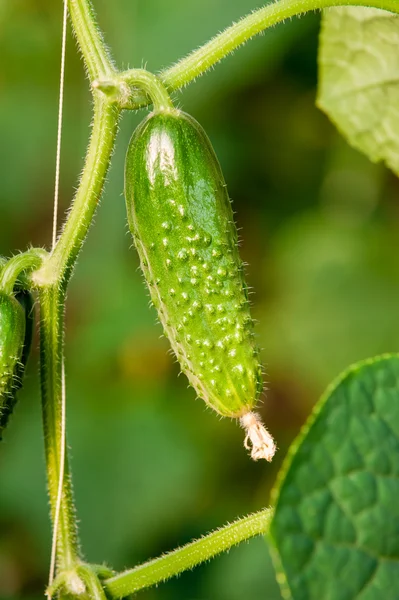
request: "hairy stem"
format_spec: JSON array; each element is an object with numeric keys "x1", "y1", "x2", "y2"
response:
[
  {"x1": 120, "y1": 69, "x2": 174, "y2": 111},
  {"x1": 119, "y1": 0, "x2": 399, "y2": 110},
  {"x1": 39, "y1": 284, "x2": 80, "y2": 570},
  {"x1": 68, "y1": 0, "x2": 116, "y2": 80},
  {"x1": 34, "y1": 98, "x2": 120, "y2": 287},
  {"x1": 160, "y1": 0, "x2": 399, "y2": 91},
  {"x1": 104, "y1": 509, "x2": 273, "y2": 599},
  {"x1": 31, "y1": 1, "x2": 120, "y2": 583},
  {"x1": 93, "y1": 69, "x2": 174, "y2": 111},
  {"x1": 0, "y1": 249, "x2": 47, "y2": 295}
]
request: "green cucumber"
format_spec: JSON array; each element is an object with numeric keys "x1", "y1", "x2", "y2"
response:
[
  {"x1": 0, "y1": 292, "x2": 26, "y2": 438},
  {"x1": 0, "y1": 256, "x2": 34, "y2": 438},
  {"x1": 125, "y1": 108, "x2": 275, "y2": 460}
]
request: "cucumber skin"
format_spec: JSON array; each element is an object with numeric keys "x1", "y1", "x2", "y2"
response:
[
  {"x1": 0, "y1": 257, "x2": 34, "y2": 439},
  {"x1": 125, "y1": 109, "x2": 263, "y2": 418},
  {"x1": 0, "y1": 255, "x2": 35, "y2": 388},
  {"x1": 0, "y1": 293, "x2": 26, "y2": 437}
]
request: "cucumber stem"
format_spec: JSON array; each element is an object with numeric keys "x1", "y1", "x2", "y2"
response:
[
  {"x1": 240, "y1": 411, "x2": 276, "y2": 461},
  {"x1": 120, "y1": 69, "x2": 174, "y2": 111},
  {"x1": 0, "y1": 249, "x2": 48, "y2": 295}
]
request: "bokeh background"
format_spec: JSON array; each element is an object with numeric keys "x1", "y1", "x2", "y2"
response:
[{"x1": 1, "y1": 1, "x2": 398, "y2": 598}]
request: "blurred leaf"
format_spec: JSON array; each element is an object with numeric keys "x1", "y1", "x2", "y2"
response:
[
  {"x1": 318, "y1": 7, "x2": 399, "y2": 175},
  {"x1": 260, "y1": 212, "x2": 399, "y2": 390},
  {"x1": 270, "y1": 354, "x2": 399, "y2": 599}
]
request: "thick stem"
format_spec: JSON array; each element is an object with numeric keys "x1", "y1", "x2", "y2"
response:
[
  {"x1": 68, "y1": 0, "x2": 116, "y2": 81},
  {"x1": 39, "y1": 284, "x2": 80, "y2": 570},
  {"x1": 33, "y1": 98, "x2": 120, "y2": 287},
  {"x1": 104, "y1": 509, "x2": 273, "y2": 599}
]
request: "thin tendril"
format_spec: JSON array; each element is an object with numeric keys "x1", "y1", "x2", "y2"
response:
[
  {"x1": 47, "y1": 359, "x2": 67, "y2": 595},
  {"x1": 52, "y1": 0, "x2": 68, "y2": 251}
]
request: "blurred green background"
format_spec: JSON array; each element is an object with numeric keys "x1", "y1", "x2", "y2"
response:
[{"x1": 1, "y1": 1, "x2": 398, "y2": 598}]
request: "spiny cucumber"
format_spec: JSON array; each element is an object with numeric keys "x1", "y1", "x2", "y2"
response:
[
  {"x1": 125, "y1": 108, "x2": 275, "y2": 460},
  {"x1": 0, "y1": 292, "x2": 26, "y2": 438},
  {"x1": 0, "y1": 256, "x2": 34, "y2": 439}
]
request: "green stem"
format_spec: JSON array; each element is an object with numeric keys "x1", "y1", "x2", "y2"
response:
[
  {"x1": 121, "y1": 0, "x2": 399, "y2": 109},
  {"x1": 104, "y1": 509, "x2": 273, "y2": 599},
  {"x1": 77, "y1": 565, "x2": 108, "y2": 600},
  {"x1": 68, "y1": 0, "x2": 116, "y2": 81},
  {"x1": 33, "y1": 98, "x2": 120, "y2": 287},
  {"x1": 120, "y1": 69, "x2": 174, "y2": 111},
  {"x1": 0, "y1": 249, "x2": 47, "y2": 295},
  {"x1": 67, "y1": 0, "x2": 399, "y2": 114},
  {"x1": 31, "y1": 1, "x2": 120, "y2": 584},
  {"x1": 160, "y1": 0, "x2": 399, "y2": 91},
  {"x1": 31, "y1": 1, "x2": 121, "y2": 287},
  {"x1": 93, "y1": 69, "x2": 174, "y2": 111},
  {"x1": 39, "y1": 284, "x2": 80, "y2": 570}
]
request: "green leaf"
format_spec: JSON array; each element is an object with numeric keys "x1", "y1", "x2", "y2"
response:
[
  {"x1": 270, "y1": 354, "x2": 399, "y2": 600},
  {"x1": 317, "y1": 7, "x2": 399, "y2": 176}
]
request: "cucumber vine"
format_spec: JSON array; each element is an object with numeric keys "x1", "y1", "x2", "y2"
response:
[{"x1": 1, "y1": 0, "x2": 399, "y2": 598}]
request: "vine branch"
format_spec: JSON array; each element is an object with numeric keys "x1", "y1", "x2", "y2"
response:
[
  {"x1": 104, "y1": 509, "x2": 273, "y2": 599},
  {"x1": 159, "y1": 0, "x2": 399, "y2": 93},
  {"x1": 33, "y1": 98, "x2": 120, "y2": 286},
  {"x1": 0, "y1": 249, "x2": 47, "y2": 295},
  {"x1": 65, "y1": 1, "x2": 399, "y2": 113},
  {"x1": 121, "y1": 0, "x2": 399, "y2": 108},
  {"x1": 68, "y1": 0, "x2": 116, "y2": 81},
  {"x1": 39, "y1": 284, "x2": 80, "y2": 572},
  {"x1": 31, "y1": 0, "x2": 121, "y2": 587}
]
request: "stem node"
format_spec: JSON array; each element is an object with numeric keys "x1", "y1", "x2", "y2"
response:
[{"x1": 120, "y1": 69, "x2": 174, "y2": 111}]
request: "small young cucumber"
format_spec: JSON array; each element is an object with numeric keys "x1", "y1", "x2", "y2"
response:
[
  {"x1": 0, "y1": 292, "x2": 26, "y2": 438},
  {"x1": 125, "y1": 108, "x2": 275, "y2": 460},
  {"x1": 0, "y1": 254, "x2": 34, "y2": 389}
]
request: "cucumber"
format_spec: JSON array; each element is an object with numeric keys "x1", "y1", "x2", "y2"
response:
[
  {"x1": 125, "y1": 108, "x2": 275, "y2": 460},
  {"x1": 0, "y1": 256, "x2": 34, "y2": 439},
  {"x1": 0, "y1": 292, "x2": 26, "y2": 438}
]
